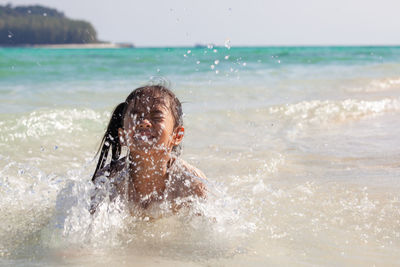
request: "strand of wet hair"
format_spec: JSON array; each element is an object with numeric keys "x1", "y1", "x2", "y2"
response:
[{"x1": 92, "y1": 102, "x2": 125, "y2": 181}]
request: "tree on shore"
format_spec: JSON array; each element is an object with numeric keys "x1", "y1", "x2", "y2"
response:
[{"x1": 0, "y1": 4, "x2": 98, "y2": 45}]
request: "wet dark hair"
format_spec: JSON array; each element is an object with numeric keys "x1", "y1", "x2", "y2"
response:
[{"x1": 92, "y1": 85, "x2": 183, "y2": 181}]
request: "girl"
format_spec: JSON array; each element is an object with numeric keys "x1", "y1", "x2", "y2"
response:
[{"x1": 90, "y1": 85, "x2": 207, "y2": 217}]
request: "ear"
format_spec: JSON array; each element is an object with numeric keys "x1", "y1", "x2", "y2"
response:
[
  {"x1": 172, "y1": 126, "x2": 184, "y2": 146},
  {"x1": 118, "y1": 128, "x2": 125, "y2": 145}
]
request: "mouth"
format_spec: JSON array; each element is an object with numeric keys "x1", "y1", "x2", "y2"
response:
[{"x1": 134, "y1": 130, "x2": 156, "y2": 142}]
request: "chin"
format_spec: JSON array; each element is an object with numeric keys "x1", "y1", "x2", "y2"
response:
[{"x1": 130, "y1": 144, "x2": 169, "y2": 156}]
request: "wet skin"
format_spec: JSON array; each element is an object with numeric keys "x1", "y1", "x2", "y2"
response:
[
  {"x1": 119, "y1": 95, "x2": 183, "y2": 157},
  {"x1": 91, "y1": 93, "x2": 206, "y2": 215},
  {"x1": 117, "y1": 94, "x2": 185, "y2": 205}
]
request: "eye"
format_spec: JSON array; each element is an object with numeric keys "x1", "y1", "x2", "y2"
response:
[
  {"x1": 151, "y1": 111, "x2": 165, "y2": 122},
  {"x1": 152, "y1": 114, "x2": 164, "y2": 122}
]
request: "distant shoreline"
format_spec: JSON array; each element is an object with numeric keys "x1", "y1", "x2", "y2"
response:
[
  {"x1": 1, "y1": 44, "x2": 399, "y2": 49},
  {"x1": 33, "y1": 43, "x2": 134, "y2": 49},
  {"x1": 0, "y1": 43, "x2": 134, "y2": 49}
]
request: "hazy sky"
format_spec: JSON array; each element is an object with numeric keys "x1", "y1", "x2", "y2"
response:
[{"x1": 2, "y1": 0, "x2": 400, "y2": 46}]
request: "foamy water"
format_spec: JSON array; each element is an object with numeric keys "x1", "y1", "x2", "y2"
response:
[{"x1": 1, "y1": 47, "x2": 400, "y2": 266}]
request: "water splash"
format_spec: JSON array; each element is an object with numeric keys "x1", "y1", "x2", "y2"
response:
[{"x1": 224, "y1": 39, "x2": 231, "y2": 50}]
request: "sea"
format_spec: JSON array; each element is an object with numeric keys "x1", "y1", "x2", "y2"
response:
[{"x1": 0, "y1": 46, "x2": 400, "y2": 266}]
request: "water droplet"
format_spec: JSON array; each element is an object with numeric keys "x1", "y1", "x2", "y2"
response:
[
  {"x1": 156, "y1": 68, "x2": 160, "y2": 72},
  {"x1": 7, "y1": 34, "x2": 12, "y2": 38},
  {"x1": 224, "y1": 39, "x2": 231, "y2": 49},
  {"x1": 213, "y1": 49, "x2": 218, "y2": 53},
  {"x1": 207, "y1": 44, "x2": 213, "y2": 49},
  {"x1": 27, "y1": 10, "x2": 31, "y2": 14},
  {"x1": 210, "y1": 65, "x2": 215, "y2": 70},
  {"x1": 187, "y1": 50, "x2": 191, "y2": 54},
  {"x1": 214, "y1": 60, "x2": 219, "y2": 65},
  {"x1": 215, "y1": 70, "x2": 219, "y2": 74},
  {"x1": 196, "y1": 60, "x2": 200, "y2": 64},
  {"x1": 183, "y1": 54, "x2": 187, "y2": 58},
  {"x1": 242, "y1": 62, "x2": 247, "y2": 66},
  {"x1": 43, "y1": 13, "x2": 47, "y2": 16},
  {"x1": 224, "y1": 55, "x2": 230, "y2": 60},
  {"x1": 277, "y1": 60, "x2": 281, "y2": 64}
]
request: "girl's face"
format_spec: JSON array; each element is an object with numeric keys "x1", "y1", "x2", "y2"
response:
[{"x1": 119, "y1": 94, "x2": 183, "y2": 156}]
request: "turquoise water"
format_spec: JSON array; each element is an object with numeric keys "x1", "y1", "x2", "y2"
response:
[
  {"x1": 2, "y1": 46, "x2": 400, "y2": 112},
  {"x1": 1, "y1": 46, "x2": 400, "y2": 266}
]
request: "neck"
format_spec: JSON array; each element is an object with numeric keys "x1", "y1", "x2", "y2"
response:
[{"x1": 126, "y1": 150, "x2": 171, "y2": 203}]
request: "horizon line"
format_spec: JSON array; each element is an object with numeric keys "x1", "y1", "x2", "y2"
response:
[
  {"x1": 2, "y1": 43, "x2": 400, "y2": 49},
  {"x1": 132, "y1": 44, "x2": 400, "y2": 48}
]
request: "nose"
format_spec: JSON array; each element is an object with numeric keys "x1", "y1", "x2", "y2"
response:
[{"x1": 137, "y1": 118, "x2": 151, "y2": 129}]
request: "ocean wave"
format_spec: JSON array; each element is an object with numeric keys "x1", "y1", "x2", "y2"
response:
[
  {"x1": 269, "y1": 98, "x2": 400, "y2": 126},
  {"x1": 0, "y1": 108, "x2": 109, "y2": 142},
  {"x1": 368, "y1": 78, "x2": 400, "y2": 90},
  {"x1": 348, "y1": 77, "x2": 400, "y2": 92}
]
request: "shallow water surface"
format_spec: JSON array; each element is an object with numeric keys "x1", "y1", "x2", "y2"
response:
[{"x1": 0, "y1": 46, "x2": 400, "y2": 266}]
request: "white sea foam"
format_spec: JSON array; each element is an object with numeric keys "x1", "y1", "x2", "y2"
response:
[
  {"x1": 368, "y1": 77, "x2": 400, "y2": 90},
  {"x1": 347, "y1": 77, "x2": 400, "y2": 92},
  {"x1": 0, "y1": 157, "x2": 61, "y2": 256},
  {"x1": 0, "y1": 108, "x2": 108, "y2": 142},
  {"x1": 269, "y1": 98, "x2": 400, "y2": 126}
]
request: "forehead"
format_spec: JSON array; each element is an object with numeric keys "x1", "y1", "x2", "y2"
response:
[{"x1": 126, "y1": 93, "x2": 171, "y2": 113}]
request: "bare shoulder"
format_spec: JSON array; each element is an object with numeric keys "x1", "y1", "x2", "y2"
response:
[
  {"x1": 179, "y1": 159, "x2": 207, "y2": 180},
  {"x1": 171, "y1": 158, "x2": 207, "y2": 198}
]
